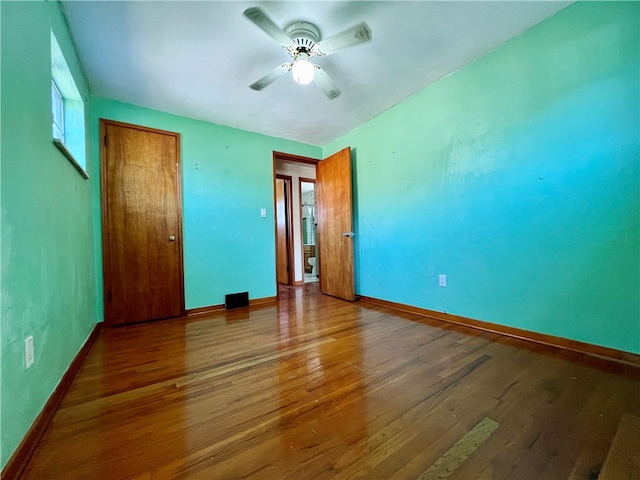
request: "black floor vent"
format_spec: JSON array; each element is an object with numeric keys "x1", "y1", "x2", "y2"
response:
[{"x1": 225, "y1": 292, "x2": 249, "y2": 310}]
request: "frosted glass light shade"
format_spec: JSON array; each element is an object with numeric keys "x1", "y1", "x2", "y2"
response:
[{"x1": 291, "y1": 53, "x2": 315, "y2": 85}]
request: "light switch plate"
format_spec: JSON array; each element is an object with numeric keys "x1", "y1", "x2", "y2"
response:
[
  {"x1": 439, "y1": 274, "x2": 447, "y2": 287},
  {"x1": 25, "y1": 336, "x2": 34, "y2": 369},
  {"x1": 260, "y1": 208, "x2": 267, "y2": 218}
]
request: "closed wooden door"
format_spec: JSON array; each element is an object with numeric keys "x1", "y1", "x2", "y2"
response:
[
  {"x1": 275, "y1": 177, "x2": 290, "y2": 285},
  {"x1": 101, "y1": 120, "x2": 184, "y2": 325},
  {"x1": 316, "y1": 147, "x2": 355, "y2": 301}
]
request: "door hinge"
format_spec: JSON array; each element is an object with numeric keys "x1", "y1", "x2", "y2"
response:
[
  {"x1": 107, "y1": 291, "x2": 112, "y2": 302},
  {"x1": 104, "y1": 135, "x2": 107, "y2": 147}
]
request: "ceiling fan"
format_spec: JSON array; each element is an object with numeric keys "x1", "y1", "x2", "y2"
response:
[{"x1": 243, "y1": 7, "x2": 372, "y2": 99}]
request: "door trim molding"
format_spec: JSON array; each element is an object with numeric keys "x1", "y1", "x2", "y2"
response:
[
  {"x1": 100, "y1": 119, "x2": 186, "y2": 326},
  {"x1": 273, "y1": 151, "x2": 319, "y2": 165}
]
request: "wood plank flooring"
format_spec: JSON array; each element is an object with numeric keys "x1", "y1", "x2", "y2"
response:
[{"x1": 20, "y1": 284, "x2": 640, "y2": 479}]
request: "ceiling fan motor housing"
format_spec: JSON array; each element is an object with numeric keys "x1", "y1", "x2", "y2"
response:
[{"x1": 285, "y1": 22, "x2": 321, "y2": 51}]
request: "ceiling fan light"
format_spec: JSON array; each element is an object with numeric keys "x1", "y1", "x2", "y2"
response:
[{"x1": 291, "y1": 54, "x2": 315, "y2": 85}]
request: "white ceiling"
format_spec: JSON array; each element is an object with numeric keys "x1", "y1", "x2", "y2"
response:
[{"x1": 61, "y1": 1, "x2": 571, "y2": 147}]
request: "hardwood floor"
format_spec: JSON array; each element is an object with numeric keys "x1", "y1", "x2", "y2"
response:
[{"x1": 21, "y1": 284, "x2": 639, "y2": 479}]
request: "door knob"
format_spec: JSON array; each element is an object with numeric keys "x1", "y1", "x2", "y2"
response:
[
  {"x1": 169, "y1": 235, "x2": 176, "y2": 242},
  {"x1": 343, "y1": 232, "x2": 355, "y2": 238}
]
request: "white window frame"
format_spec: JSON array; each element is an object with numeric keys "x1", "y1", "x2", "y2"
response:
[{"x1": 51, "y1": 30, "x2": 88, "y2": 179}]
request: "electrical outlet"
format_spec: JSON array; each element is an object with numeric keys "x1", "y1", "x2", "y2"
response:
[
  {"x1": 25, "y1": 336, "x2": 34, "y2": 369},
  {"x1": 439, "y1": 274, "x2": 447, "y2": 287}
]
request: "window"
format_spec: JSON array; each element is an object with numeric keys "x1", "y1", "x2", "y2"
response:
[
  {"x1": 51, "y1": 80, "x2": 64, "y2": 141},
  {"x1": 51, "y1": 30, "x2": 88, "y2": 178}
]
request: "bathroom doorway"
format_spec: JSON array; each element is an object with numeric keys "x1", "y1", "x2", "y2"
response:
[{"x1": 300, "y1": 179, "x2": 318, "y2": 284}]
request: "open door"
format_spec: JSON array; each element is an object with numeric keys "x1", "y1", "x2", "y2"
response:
[{"x1": 316, "y1": 147, "x2": 355, "y2": 301}]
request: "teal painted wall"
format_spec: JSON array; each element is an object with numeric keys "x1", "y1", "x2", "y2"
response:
[
  {"x1": 2, "y1": 0, "x2": 638, "y2": 472},
  {"x1": 90, "y1": 98, "x2": 321, "y2": 313},
  {"x1": 1, "y1": 1, "x2": 97, "y2": 469},
  {"x1": 325, "y1": 2, "x2": 639, "y2": 354}
]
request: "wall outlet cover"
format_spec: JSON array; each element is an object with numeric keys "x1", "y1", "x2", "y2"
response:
[{"x1": 439, "y1": 274, "x2": 447, "y2": 287}]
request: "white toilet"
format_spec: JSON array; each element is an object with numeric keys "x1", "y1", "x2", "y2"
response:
[{"x1": 308, "y1": 257, "x2": 317, "y2": 277}]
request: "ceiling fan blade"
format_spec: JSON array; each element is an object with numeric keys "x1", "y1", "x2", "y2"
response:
[
  {"x1": 250, "y1": 63, "x2": 291, "y2": 91},
  {"x1": 315, "y1": 22, "x2": 371, "y2": 56},
  {"x1": 313, "y1": 67, "x2": 341, "y2": 99},
  {"x1": 243, "y1": 7, "x2": 293, "y2": 48}
]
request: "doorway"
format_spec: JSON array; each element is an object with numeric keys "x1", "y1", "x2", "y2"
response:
[
  {"x1": 274, "y1": 153, "x2": 317, "y2": 287},
  {"x1": 300, "y1": 179, "x2": 318, "y2": 284},
  {"x1": 273, "y1": 148, "x2": 355, "y2": 301}
]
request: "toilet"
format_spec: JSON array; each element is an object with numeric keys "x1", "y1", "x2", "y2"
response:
[{"x1": 308, "y1": 257, "x2": 317, "y2": 277}]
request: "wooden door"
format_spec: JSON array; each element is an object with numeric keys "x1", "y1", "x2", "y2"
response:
[
  {"x1": 275, "y1": 177, "x2": 290, "y2": 285},
  {"x1": 101, "y1": 120, "x2": 184, "y2": 325},
  {"x1": 316, "y1": 147, "x2": 355, "y2": 301}
]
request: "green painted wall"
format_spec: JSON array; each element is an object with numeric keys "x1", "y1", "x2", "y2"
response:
[
  {"x1": 1, "y1": 1, "x2": 97, "y2": 469},
  {"x1": 2, "y1": 0, "x2": 638, "y2": 472},
  {"x1": 325, "y1": 1, "x2": 639, "y2": 354},
  {"x1": 90, "y1": 98, "x2": 321, "y2": 314}
]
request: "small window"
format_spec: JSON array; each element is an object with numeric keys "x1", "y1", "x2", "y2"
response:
[
  {"x1": 51, "y1": 30, "x2": 88, "y2": 179},
  {"x1": 51, "y1": 80, "x2": 64, "y2": 142}
]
